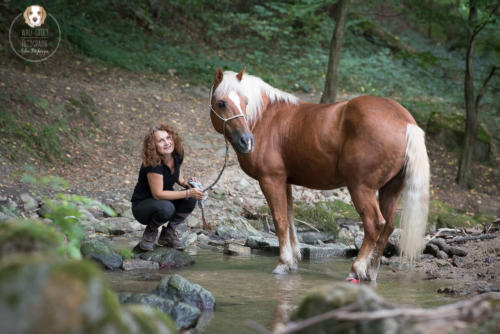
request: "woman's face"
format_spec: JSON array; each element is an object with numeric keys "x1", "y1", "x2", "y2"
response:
[{"x1": 154, "y1": 130, "x2": 174, "y2": 156}]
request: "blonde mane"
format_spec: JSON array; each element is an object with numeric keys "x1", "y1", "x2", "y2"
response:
[{"x1": 214, "y1": 71, "x2": 299, "y2": 125}]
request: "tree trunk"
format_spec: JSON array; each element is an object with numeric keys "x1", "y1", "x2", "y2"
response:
[
  {"x1": 457, "y1": 4, "x2": 478, "y2": 188},
  {"x1": 321, "y1": 0, "x2": 350, "y2": 104}
]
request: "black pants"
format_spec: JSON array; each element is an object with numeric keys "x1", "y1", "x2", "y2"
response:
[{"x1": 132, "y1": 198, "x2": 196, "y2": 226}]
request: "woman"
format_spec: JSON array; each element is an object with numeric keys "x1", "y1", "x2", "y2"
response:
[{"x1": 131, "y1": 124, "x2": 205, "y2": 251}]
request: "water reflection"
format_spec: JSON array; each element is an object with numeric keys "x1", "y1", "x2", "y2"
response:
[{"x1": 271, "y1": 274, "x2": 302, "y2": 331}]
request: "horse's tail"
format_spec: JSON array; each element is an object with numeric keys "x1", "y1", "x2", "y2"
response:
[{"x1": 399, "y1": 123, "x2": 430, "y2": 265}]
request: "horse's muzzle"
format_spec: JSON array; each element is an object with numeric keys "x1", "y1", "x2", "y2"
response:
[{"x1": 232, "y1": 131, "x2": 254, "y2": 154}]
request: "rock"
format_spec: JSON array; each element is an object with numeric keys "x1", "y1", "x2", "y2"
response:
[
  {"x1": 291, "y1": 283, "x2": 401, "y2": 334},
  {"x1": 181, "y1": 232, "x2": 198, "y2": 247},
  {"x1": 119, "y1": 292, "x2": 200, "y2": 330},
  {"x1": 353, "y1": 229, "x2": 400, "y2": 256},
  {"x1": 246, "y1": 233, "x2": 280, "y2": 255},
  {"x1": 215, "y1": 216, "x2": 260, "y2": 240},
  {"x1": 385, "y1": 229, "x2": 401, "y2": 256},
  {"x1": 139, "y1": 247, "x2": 194, "y2": 269},
  {"x1": 108, "y1": 199, "x2": 131, "y2": 217},
  {"x1": 122, "y1": 304, "x2": 177, "y2": 334},
  {"x1": 20, "y1": 193, "x2": 38, "y2": 211},
  {"x1": 452, "y1": 255, "x2": 465, "y2": 268},
  {"x1": 80, "y1": 239, "x2": 123, "y2": 270},
  {"x1": 0, "y1": 257, "x2": 176, "y2": 334},
  {"x1": 354, "y1": 233, "x2": 364, "y2": 250},
  {"x1": 122, "y1": 259, "x2": 160, "y2": 271},
  {"x1": 0, "y1": 219, "x2": 61, "y2": 258},
  {"x1": 437, "y1": 286, "x2": 461, "y2": 295},
  {"x1": 299, "y1": 231, "x2": 335, "y2": 245},
  {"x1": 153, "y1": 274, "x2": 215, "y2": 311},
  {"x1": 302, "y1": 243, "x2": 348, "y2": 259},
  {"x1": 235, "y1": 178, "x2": 251, "y2": 191},
  {"x1": 103, "y1": 217, "x2": 143, "y2": 234},
  {"x1": 224, "y1": 242, "x2": 251, "y2": 256}
]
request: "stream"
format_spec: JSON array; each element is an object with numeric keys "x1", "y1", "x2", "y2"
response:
[{"x1": 106, "y1": 250, "x2": 458, "y2": 334}]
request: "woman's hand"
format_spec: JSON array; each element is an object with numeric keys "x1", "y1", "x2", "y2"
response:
[{"x1": 188, "y1": 187, "x2": 205, "y2": 200}]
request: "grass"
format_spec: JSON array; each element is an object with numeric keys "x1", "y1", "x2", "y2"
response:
[{"x1": 258, "y1": 199, "x2": 359, "y2": 237}]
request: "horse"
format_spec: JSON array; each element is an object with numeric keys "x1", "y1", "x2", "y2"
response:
[{"x1": 209, "y1": 67, "x2": 430, "y2": 282}]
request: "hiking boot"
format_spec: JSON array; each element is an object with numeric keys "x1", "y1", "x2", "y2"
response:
[
  {"x1": 139, "y1": 218, "x2": 163, "y2": 251},
  {"x1": 139, "y1": 225, "x2": 158, "y2": 251},
  {"x1": 158, "y1": 224, "x2": 185, "y2": 250}
]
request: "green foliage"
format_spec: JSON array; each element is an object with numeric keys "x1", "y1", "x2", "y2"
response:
[
  {"x1": 115, "y1": 247, "x2": 135, "y2": 260},
  {"x1": 0, "y1": 219, "x2": 62, "y2": 258},
  {"x1": 2, "y1": 1, "x2": 498, "y2": 139},
  {"x1": 21, "y1": 169, "x2": 116, "y2": 259}
]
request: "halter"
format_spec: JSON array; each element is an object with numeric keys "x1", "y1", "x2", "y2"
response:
[
  {"x1": 208, "y1": 84, "x2": 248, "y2": 124},
  {"x1": 202, "y1": 85, "x2": 249, "y2": 192}
]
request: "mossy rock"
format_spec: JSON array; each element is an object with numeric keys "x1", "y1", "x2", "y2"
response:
[
  {"x1": 80, "y1": 239, "x2": 123, "y2": 270},
  {"x1": 0, "y1": 256, "x2": 176, "y2": 333},
  {"x1": 291, "y1": 283, "x2": 400, "y2": 334},
  {"x1": 0, "y1": 219, "x2": 62, "y2": 258},
  {"x1": 428, "y1": 200, "x2": 482, "y2": 229},
  {"x1": 153, "y1": 274, "x2": 215, "y2": 311},
  {"x1": 426, "y1": 112, "x2": 491, "y2": 161},
  {"x1": 120, "y1": 293, "x2": 200, "y2": 330}
]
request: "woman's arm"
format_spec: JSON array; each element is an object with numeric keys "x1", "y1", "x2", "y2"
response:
[
  {"x1": 177, "y1": 170, "x2": 190, "y2": 188},
  {"x1": 148, "y1": 172, "x2": 205, "y2": 200},
  {"x1": 147, "y1": 173, "x2": 189, "y2": 200}
]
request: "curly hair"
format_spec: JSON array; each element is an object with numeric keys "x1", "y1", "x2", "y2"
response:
[{"x1": 142, "y1": 123, "x2": 184, "y2": 167}]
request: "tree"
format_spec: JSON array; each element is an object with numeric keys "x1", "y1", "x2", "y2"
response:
[
  {"x1": 321, "y1": 0, "x2": 350, "y2": 104},
  {"x1": 457, "y1": 0, "x2": 499, "y2": 188}
]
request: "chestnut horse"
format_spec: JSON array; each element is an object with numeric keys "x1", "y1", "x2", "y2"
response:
[{"x1": 209, "y1": 67, "x2": 430, "y2": 282}]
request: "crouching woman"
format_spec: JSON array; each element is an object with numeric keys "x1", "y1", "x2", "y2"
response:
[{"x1": 131, "y1": 124, "x2": 205, "y2": 251}]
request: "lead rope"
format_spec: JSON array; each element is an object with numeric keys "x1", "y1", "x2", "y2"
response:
[{"x1": 194, "y1": 85, "x2": 246, "y2": 230}]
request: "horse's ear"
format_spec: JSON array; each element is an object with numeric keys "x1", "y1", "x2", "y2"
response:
[
  {"x1": 236, "y1": 66, "x2": 246, "y2": 81},
  {"x1": 214, "y1": 67, "x2": 224, "y2": 88}
]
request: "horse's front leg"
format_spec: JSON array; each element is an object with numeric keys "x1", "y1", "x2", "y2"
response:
[
  {"x1": 287, "y1": 184, "x2": 302, "y2": 270},
  {"x1": 259, "y1": 177, "x2": 294, "y2": 274}
]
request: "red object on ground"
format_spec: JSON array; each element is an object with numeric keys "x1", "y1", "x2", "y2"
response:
[{"x1": 346, "y1": 277, "x2": 360, "y2": 284}]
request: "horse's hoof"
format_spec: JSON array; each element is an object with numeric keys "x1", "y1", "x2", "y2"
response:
[
  {"x1": 346, "y1": 277, "x2": 361, "y2": 284},
  {"x1": 272, "y1": 264, "x2": 290, "y2": 275},
  {"x1": 290, "y1": 262, "x2": 298, "y2": 272}
]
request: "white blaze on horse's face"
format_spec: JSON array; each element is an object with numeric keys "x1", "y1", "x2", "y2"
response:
[
  {"x1": 227, "y1": 91, "x2": 253, "y2": 153},
  {"x1": 228, "y1": 91, "x2": 243, "y2": 114}
]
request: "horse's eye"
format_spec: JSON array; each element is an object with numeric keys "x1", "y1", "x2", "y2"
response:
[{"x1": 217, "y1": 101, "x2": 226, "y2": 109}]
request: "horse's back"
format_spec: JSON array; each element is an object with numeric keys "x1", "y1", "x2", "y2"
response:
[{"x1": 337, "y1": 95, "x2": 415, "y2": 189}]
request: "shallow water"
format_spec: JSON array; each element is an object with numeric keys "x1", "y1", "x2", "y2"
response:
[{"x1": 106, "y1": 250, "x2": 458, "y2": 334}]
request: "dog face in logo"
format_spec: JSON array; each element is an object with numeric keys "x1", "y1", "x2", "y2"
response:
[{"x1": 24, "y1": 5, "x2": 47, "y2": 28}]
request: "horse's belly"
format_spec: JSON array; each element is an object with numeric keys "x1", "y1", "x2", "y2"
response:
[{"x1": 287, "y1": 171, "x2": 344, "y2": 190}]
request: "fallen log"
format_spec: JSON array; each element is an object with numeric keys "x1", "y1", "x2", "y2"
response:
[{"x1": 448, "y1": 234, "x2": 497, "y2": 245}]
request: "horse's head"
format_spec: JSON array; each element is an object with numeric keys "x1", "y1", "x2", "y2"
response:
[{"x1": 209, "y1": 67, "x2": 254, "y2": 154}]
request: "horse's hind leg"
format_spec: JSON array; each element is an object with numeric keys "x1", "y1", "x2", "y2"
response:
[
  {"x1": 259, "y1": 177, "x2": 294, "y2": 274},
  {"x1": 287, "y1": 184, "x2": 302, "y2": 270},
  {"x1": 370, "y1": 172, "x2": 405, "y2": 279},
  {"x1": 348, "y1": 186, "x2": 386, "y2": 281}
]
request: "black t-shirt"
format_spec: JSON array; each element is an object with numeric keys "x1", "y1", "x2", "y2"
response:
[{"x1": 131, "y1": 154, "x2": 182, "y2": 203}]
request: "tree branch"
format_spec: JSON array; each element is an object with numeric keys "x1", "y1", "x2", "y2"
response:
[
  {"x1": 475, "y1": 65, "x2": 498, "y2": 110},
  {"x1": 266, "y1": 292, "x2": 499, "y2": 334}
]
